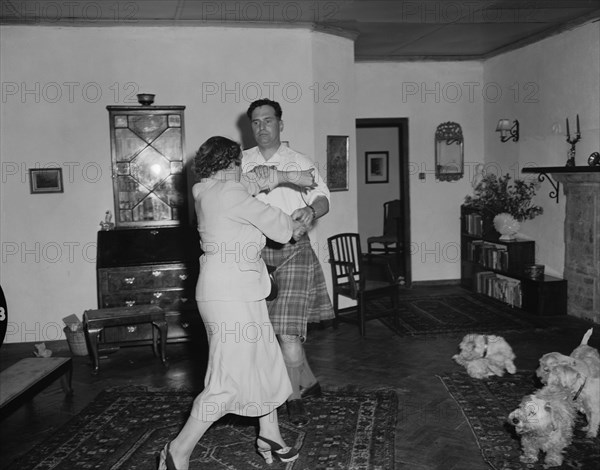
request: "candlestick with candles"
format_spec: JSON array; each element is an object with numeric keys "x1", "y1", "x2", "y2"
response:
[{"x1": 565, "y1": 114, "x2": 581, "y2": 167}]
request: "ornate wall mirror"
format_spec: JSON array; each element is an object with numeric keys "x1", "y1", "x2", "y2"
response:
[{"x1": 435, "y1": 122, "x2": 464, "y2": 181}]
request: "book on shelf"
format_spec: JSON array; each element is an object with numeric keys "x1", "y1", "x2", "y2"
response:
[
  {"x1": 475, "y1": 271, "x2": 522, "y2": 308},
  {"x1": 463, "y1": 212, "x2": 483, "y2": 236},
  {"x1": 467, "y1": 241, "x2": 510, "y2": 271}
]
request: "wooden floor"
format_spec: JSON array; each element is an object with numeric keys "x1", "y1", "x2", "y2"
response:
[{"x1": 1, "y1": 285, "x2": 598, "y2": 470}]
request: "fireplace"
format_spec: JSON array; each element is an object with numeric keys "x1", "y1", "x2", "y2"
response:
[{"x1": 529, "y1": 167, "x2": 600, "y2": 324}]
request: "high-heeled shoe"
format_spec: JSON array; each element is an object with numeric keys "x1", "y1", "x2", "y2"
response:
[
  {"x1": 256, "y1": 436, "x2": 299, "y2": 464},
  {"x1": 158, "y1": 442, "x2": 178, "y2": 470}
]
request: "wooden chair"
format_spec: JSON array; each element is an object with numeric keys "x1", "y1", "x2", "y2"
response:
[
  {"x1": 327, "y1": 233, "x2": 399, "y2": 336},
  {"x1": 367, "y1": 199, "x2": 403, "y2": 256}
]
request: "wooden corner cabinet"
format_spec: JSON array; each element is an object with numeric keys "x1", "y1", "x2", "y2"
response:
[
  {"x1": 96, "y1": 103, "x2": 204, "y2": 350},
  {"x1": 460, "y1": 206, "x2": 567, "y2": 316}
]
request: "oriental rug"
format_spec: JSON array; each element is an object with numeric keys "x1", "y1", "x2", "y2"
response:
[
  {"x1": 439, "y1": 370, "x2": 600, "y2": 470},
  {"x1": 378, "y1": 292, "x2": 542, "y2": 337},
  {"x1": 6, "y1": 385, "x2": 397, "y2": 470}
]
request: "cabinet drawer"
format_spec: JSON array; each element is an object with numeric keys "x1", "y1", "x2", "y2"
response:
[
  {"x1": 166, "y1": 310, "x2": 201, "y2": 340},
  {"x1": 99, "y1": 265, "x2": 193, "y2": 293},
  {"x1": 99, "y1": 289, "x2": 195, "y2": 309},
  {"x1": 102, "y1": 322, "x2": 154, "y2": 343}
]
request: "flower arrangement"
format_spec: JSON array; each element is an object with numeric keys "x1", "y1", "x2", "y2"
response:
[{"x1": 463, "y1": 173, "x2": 543, "y2": 222}]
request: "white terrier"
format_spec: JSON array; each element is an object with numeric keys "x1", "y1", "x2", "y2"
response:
[
  {"x1": 537, "y1": 328, "x2": 600, "y2": 438},
  {"x1": 537, "y1": 328, "x2": 599, "y2": 384},
  {"x1": 508, "y1": 384, "x2": 577, "y2": 468},
  {"x1": 453, "y1": 333, "x2": 517, "y2": 379}
]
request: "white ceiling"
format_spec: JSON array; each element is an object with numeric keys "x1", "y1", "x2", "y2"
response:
[{"x1": 2, "y1": 0, "x2": 599, "y2": 60}]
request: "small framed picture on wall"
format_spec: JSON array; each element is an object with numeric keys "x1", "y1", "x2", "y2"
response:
[
  {"x1": 29, "y1": 168, "x2": 64, "y2": 194},
  {"x1": 365, "y1": 151, "x2": 389, "y2": 184}
]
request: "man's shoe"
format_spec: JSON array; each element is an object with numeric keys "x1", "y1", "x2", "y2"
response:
[
  {"x1": 300, "y1": 382, "x2": 322, "y2": 399},
  {"x1": 287, "y1": 399, "x2": 309, "y2": 427}
]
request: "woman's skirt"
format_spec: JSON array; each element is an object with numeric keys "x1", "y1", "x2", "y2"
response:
[{"x1": 191, "y1": 299, "x2": 292, "y2": 422}]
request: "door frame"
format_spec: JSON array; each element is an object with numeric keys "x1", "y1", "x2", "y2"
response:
[{"x1": 356, "y1": 118, "x2": 411, "y2": 287}]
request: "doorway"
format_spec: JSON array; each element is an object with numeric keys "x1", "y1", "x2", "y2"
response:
[{"x1": 356, "y1": 118, "x2": 411, "y2": 287}]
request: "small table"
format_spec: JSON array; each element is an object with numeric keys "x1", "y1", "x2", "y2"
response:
[
  {"x1": 83, "y1": 305, "x2": 168, "y2": 374},
  {"x1": 0, "y1": 357, "x2": 73, "y2": 418}
]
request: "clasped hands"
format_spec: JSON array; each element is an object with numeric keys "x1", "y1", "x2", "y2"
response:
[{"x1": 291, "y1": 206, "x2": 315, "y2": 241}]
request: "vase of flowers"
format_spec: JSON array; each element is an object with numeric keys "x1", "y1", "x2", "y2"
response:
[{"x1": 463, "y1": 173, "x2": 543, "y2": 239}]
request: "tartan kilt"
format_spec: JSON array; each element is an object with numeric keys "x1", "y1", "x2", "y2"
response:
[{"x1": 262, "y1": 235, "x2": 334, "y2": 337}]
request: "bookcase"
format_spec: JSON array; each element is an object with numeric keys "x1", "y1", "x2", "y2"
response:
[{"x1": 460, "y1": 206, "x2": 567, "y2": 315}]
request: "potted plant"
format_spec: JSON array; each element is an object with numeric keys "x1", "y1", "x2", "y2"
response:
[{"x1": 463, "y1": 173, "x2": 543, "y2": 240}]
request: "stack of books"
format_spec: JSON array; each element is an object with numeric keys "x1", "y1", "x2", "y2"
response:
[
  {"x1": 467, "y1": 241, "x2": 509, "y2": 271},
  {"x1": 475, "y1": 271, "x2": 522, "y2": 307},
  {"x1": 463, "y1": 212, "x2": 483, "y2": 236}
]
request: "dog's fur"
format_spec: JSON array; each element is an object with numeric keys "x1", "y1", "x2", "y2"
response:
[
  {"x1": 508, "y1": 384, "x2": 577, "y2": 468},
  {"x1": 536, "y1": 328, "x2": 600, "y2": 438},
  {"x1": 547, "y1": 363, "x2": 600, "y2": 438},
  {"x1": 453, "y1": 333, "x2": 516, "y2": 379},
  {"x1": 537, "y1": 328, "x2": 600, "y2": 384}
]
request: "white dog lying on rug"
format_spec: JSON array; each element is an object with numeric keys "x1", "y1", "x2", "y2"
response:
[
  {"x1": 508, "y1": 383, "x2": 577, "y2": 468},
  {"x1": 537, "y1": 328, "x2": 600, "y2": 438},
  {"x1": 453, "y1": 333, "x2": 517, "y2": 379}
]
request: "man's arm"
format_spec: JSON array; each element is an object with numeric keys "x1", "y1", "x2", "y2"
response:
[
  {"x1": 241, "y1": 167, "x2": 315, "y2": 195},
  {"x1": 291, "y1": 195, "x2": 329, "y2": 226}
]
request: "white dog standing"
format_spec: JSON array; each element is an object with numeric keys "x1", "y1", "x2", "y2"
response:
[
  {"x1": 539, "y1": 328, "x2": 600, "y2": 438},
  {"x1": 453, "y1": 333, "x2": 517, "y2": 379},
  {"x1": 508, "y1": 384, "x2": 577, "y2": 468}
]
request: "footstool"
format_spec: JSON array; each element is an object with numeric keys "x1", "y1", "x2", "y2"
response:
[
  {"x1": 83, "y1": 305, "x2": 168, "y2": 374},
  {"x1": 0, "y1": 357, "x2": 73, "y2": 418}
]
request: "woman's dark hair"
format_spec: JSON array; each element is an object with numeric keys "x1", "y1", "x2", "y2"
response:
[
  {"x1": 193, "y1": 136, "x2": 241, "y2": 180},
  {"x1": 246, "y1": 98, "x2": 283, "y2": 120}
]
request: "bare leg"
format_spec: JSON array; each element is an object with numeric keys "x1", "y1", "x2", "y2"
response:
[
  {"x1": 279, "y1": 334, "x2": 303, "y2": 399},
  {"x1": 167, "y1": 415, "x2": 212, "y2": 470},
  {"x1": 257, "y1": 409, "x2": 299, "y2": 464},
  {"x1": 258, "y1": 410, "x2": 287, "y2": 446},
  {"x1": 299, "y1": 347, "x2": 317, "y2": 388}
]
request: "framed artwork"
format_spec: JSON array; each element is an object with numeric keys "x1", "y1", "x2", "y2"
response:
[
  {"x1": 29, "y1": 168, "x2": 64, "y2": 194},
  {"x1": 365, "y1": 151, "x2": 389, "y2": 184},
  {"x1": 326, "y1": 135, "x2": 349, "y2": 192}
]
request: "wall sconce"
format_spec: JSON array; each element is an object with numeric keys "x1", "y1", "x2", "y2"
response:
[{"x1": 496, "y1": 119, "x2": 519, "y2": 142}]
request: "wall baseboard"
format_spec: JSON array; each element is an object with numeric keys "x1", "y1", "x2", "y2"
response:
[{"x1": 411, "y1": 279, "x2": 461, "y2": 287}]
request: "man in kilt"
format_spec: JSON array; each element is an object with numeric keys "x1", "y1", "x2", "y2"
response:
[{"x1": 242, "y1": 99, "x2": 334, "y2": 425}]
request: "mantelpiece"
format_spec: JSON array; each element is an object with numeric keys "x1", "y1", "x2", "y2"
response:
[
  {"x1": 522, "y1": 166, "x2": 600, "y2": 203},
  {"x1": 521, "y1": 167, "x2": 600, "y2": 323}
]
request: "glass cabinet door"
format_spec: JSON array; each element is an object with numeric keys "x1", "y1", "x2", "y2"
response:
[{"x1": 107, "y1": 106, "x2": 186, "y2": 227}]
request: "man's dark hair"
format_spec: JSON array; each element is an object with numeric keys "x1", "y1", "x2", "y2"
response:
[
  {"x1": 193, "y1": 136, "x2": 241, "y2": 180},
  {"x1": 246, "y1": 99, "x2": 283, "y2": 120}
]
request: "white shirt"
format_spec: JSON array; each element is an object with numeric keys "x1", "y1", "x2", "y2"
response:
[{"x1": 242, "y1": 144, "x2": 330, "y2": 216}]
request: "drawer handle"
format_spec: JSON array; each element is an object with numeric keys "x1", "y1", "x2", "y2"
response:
[
  {"x1": 181, "y1": 322, "x2": 190, "y2": 329},
  {"x1": 150, "y1": 230, "x2": 159, "y2": 236},
  {"x1": 127, "y1": 326, "x2": 137, "y2": 333},
  {"x1": 125, "y1": 300, "x2": 136, "y2": 307},
  {"x1": 124, "y1": 277, "x2": 135, "y2": 284},
  {"x1": 179, "y1": 274, "x2": 188, "y2": 281},
  {"x1": 153, "y1": 292, "x2": 163, "y2": 298},
  {"x1": 152, "y1": 271, "x2": 162, "y2": 277}
]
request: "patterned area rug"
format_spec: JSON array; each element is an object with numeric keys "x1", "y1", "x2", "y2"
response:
[
  {"x1": 6, "y1": 386, "x2": 397, "y2": 470},
  {"x1": 378, "y1": 293, "x2": 541, "y2": 337},
  {"x1": 439, "y1": 370, "x2": 600, "y2": 470}
]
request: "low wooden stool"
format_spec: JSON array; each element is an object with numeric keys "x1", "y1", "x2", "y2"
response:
[
  {"x1": 83, "y1": 305, "x2": 168, "y2": 374},
  {"x1": 0, "y1": 357, "x2": 73, "y2": 418}
]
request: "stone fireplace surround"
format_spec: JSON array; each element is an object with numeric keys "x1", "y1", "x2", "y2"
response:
[{"x1": 524, "y1": 167, "x2": 600, "y2": 324}]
